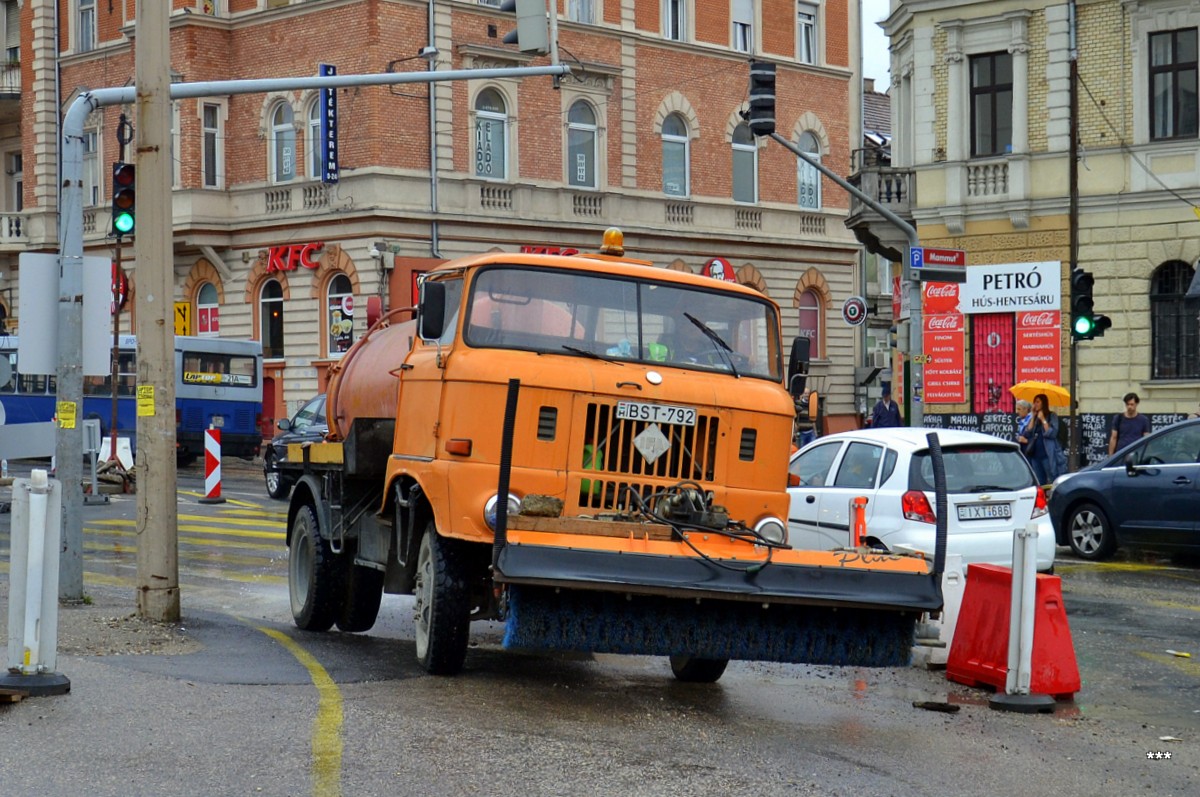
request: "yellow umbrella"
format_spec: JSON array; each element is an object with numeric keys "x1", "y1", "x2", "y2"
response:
[{"x1": 1009, "y1": 380, "x2": 1070, "y2": 408}]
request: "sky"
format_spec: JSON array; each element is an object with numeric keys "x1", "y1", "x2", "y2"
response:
[{"x1": 862, "y1": 0, "x2": 891, "y2": 89}]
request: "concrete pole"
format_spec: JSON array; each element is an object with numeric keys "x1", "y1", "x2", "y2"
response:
[{"x1": 134, "y1": 1, "x2": 179, "y2": 622}]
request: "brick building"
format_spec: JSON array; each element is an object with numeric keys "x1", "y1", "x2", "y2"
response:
[
  {"x1": 861, "y1": 0, "x2": 1200, "y2": 439},
  {"x1": 1, "y1": 0, "x2": 867, "y2": 433}
]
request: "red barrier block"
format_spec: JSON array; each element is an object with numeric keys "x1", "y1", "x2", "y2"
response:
[{"x1": 946, "y1": 563, "x2": 1080, "y2": 699}]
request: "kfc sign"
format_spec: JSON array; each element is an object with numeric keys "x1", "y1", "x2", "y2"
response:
[
  {"x1": 266, "y1": 242, "x2": 324, "y2": 273},
  {"x1": 704, "y1": 257, "x2": 737, "y2": 282},
  {"x1": 521, "y1": 245, "x2": 580, "y2": 257}
]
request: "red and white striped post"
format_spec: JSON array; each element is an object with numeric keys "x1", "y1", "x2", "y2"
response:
[{"x1": 199, "y1": 427, "x2": 226, "y2": 504}]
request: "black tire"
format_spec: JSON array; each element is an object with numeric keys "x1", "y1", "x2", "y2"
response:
[
  {"x1": 413, "y1": 524, "x2": 471, "y2": 675},
  {"x1": 1066, "y1": 501, "x2": 1117, "y2": 561},
  {"x1": 265, "y1": 466, "x2": 293, "y2": 500},
  {"x1": 289, "y1": 503, "x2": 342, "y2": 631},
  {"x1": 669, "y1": 655, "x2": 729, "y2": 683},
  {"x1": 337, "y1": 562, "x2": 384, "y2": 633}
]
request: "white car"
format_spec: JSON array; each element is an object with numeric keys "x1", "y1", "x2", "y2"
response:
[{"x1": 787, "y1": 428, "x2": 1055, "y2": 572}]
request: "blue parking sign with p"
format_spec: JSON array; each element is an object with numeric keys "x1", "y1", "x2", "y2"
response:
[{"x1": 909, "y1": 247, "x2": 924, "y2": 270}]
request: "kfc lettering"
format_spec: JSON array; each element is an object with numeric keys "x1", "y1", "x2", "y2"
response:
[
  {"x1": 267, "y1": 242, "x2": 324, "y2": 272},
  {"x1": 521, "y1": 245, "x2": 581, "y2": 257}
]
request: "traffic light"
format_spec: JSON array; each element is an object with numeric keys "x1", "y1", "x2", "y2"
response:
[
  {"x1": 111, "y1": 162, "x2": 135, "y2": 237},
  {"x1": 747, "y1": 60, "x2": 776, "y2": 137},
  {"x1": 500, "y1": 0, "x2": 549, "y2": 55},
  {"x1": 1070, "y1": 267, "x2": 1095, "y2": 340}
]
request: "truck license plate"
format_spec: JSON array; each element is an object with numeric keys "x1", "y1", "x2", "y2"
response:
[
  {"x1": 615, "y1": 401, "x2": 697, "y2": 427},
  {"x1": 957, "y1": 503, "x2": 1011, "y2": 521},
  {"x1": 210, "y1": 415, "x2": 225, "y2": 428}
]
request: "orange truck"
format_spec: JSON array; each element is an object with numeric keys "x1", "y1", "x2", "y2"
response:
[{"x1": 284, "y1": 230, "x2": 943, "y2": 681}]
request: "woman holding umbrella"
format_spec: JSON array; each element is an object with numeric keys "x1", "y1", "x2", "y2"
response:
[{"x1": 1022, "y1": 393, "x2": 1063, "y2": 485}]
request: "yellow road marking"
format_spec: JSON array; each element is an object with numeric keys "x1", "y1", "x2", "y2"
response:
[
  {"x1": 86, "y1": 523, "x2": 283, "y2": 542},
  {"x1": 253, "y1": 625, "x2": 344, "y2": 797},
  {"x1": 178, "y1": 491, "x2": 269, "y2": 510},
  {"x1": 90, "y1": 514, "x2": 285, "y2": 530},
  {"x1": 1136, "y1": 650, "x2": 1200, "y2": 677},
  {"x1": 82, "y1": 541, "x2": 279, "y2": 567},
  {"x1": 1148, "y1": 599, "x2": 1200, "y2": 614}
]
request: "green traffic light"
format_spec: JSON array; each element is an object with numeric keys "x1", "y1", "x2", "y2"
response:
[
  {"x1": 1073, "y1": 314, "x2": 1094, "y2": 335},
  {"x1": 113, "y1": 212, "x2": 134, "y2": 234}
]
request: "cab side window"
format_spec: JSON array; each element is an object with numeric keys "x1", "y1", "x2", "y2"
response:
[{"x1": 789, "y1": 442, "x2": 842, "y2": 487}]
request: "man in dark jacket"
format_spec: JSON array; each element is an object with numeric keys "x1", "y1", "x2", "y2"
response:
[{"x1": 870, "y1": 386, "x2": 902, "y2": 428}]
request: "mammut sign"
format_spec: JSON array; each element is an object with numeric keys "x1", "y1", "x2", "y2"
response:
[{"x1": 266, "y1": 242, "x2": 324, "y2": 273}]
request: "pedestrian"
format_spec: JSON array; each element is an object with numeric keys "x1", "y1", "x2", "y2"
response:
[
  {"x1": 1108, "y1": 392, "x2": 1151, "y2": 456},
  {"x1": 1024, "y1": 393, "x2": 1062, "y2": 485},
  {"x1": 870, "y1": 386, "x2": 902, "y2": 428},
  {"x1": 1014, "y1": 399, "x2": 1033, "y2": 445}
]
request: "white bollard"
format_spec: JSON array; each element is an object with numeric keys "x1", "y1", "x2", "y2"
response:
[
  {"x1": 989, "y1": 521, "x2": 1053, "y2": 712},
  {"x1": 2, "y1": 468, "x2": 70, "y2": 696}
]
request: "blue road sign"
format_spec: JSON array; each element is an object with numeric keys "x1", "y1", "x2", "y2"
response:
[{"x1": 910, "y1": 247, "x2": 924, "y2": 270}]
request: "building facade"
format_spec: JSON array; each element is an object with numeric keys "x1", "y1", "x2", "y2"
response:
[
  {"x1": 864, "y1": 0, "x2": 1199, "y2": 440},
  {"x1": 1, "y1": 0, "x2": 869, "y2": 436}
]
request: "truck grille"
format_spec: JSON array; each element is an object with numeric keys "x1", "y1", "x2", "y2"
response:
[{"x1": 576, "y1": 402, "x2": 719, "y2": 511}]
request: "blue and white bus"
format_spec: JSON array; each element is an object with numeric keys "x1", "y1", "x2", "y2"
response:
[{"x1": 0, "y1": 335, "x2": 263, "y2": 465}]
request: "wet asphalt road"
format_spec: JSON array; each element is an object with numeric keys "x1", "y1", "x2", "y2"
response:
[{"x1": 0, "y1": 462, "x2": 1197, "y2": 796}]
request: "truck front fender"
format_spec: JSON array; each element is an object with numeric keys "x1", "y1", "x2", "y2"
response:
[{"x1": 287, "y1": 474, "x2": 333, "y2": 547}]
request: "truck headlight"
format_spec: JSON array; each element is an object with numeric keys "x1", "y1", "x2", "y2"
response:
[
  {"x1": 754, "y1": 517, "x2": 788, "y2": 546},
  {"x1": 484, "y1": 493, "x2": 522, "y2": 530}
]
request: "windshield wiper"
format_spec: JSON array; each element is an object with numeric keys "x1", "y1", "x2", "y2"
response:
[
  {"x1": 684, "y1": 312, "x2": 739, "y2": 377},
  {"x1": 561, "y1": 344, "x2": 624, "y2": 365}
]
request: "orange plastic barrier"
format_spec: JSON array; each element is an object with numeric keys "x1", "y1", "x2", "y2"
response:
[
  {"x1": 946, "y1": 563, "x2": 1080, "y2": 699},
  {"x1": 851, "y1": 496, "x2": 868, "y2": 547}
]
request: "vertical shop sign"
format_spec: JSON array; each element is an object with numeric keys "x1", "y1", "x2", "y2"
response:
[
  {"x1": 319, "y1": 63, "x2": 339, "y2": 184},
  {"x1": 923, "y1": 313, "x2": 966, "y2": 403},
  {"x1": 1015, "y1": 310, "x2": 1062, "y2": 383},
  {"x1": 329, "y1": 295, "x2": 354, "y2": 354}
]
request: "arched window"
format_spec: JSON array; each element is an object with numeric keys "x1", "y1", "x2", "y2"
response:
[
  {"x1": 567, "y1": 100, "x2": 598, "y2": 189},
  {"x1": 197, "y1": 282, "x2": 220, "y2": 338},
  {"x1": 1150, "y1": 261, "x2": 1200, "y2": 379},
  {"x1": 662, "y1": 113, "x2": 689, "y2": 197},
  {"x1": 307, "y1": 100, "x2": 321, "y2": 179},
  {"x1": 474, "y1": 88, "x2": 508, "y2": 180},
  {"x1": 270, "y1": 103, "x2": 296, "y2": 184},
  {"x1": 260, "y1": 279, "x2": 285, "y2": 359},
  {"x1": 732, "y1": 122, "x2": 757, "y2": 203},
  {"x1": 798, "y1": 131, "x2": 821, "y2": 209},
  {"x1": 326, "y1": 274, "x2": 354, "y2": 356},
  {"x1": 797, "y1": 289, "x2": 822, "y2": 357}
]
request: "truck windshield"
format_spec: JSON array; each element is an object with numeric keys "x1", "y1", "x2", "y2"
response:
[{"x1": 464, "y1": 265, "x2": 782, "y2": 381}]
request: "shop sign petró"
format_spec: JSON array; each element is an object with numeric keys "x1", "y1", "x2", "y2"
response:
[
  {"x1": 266, "y1": 241, "x2": 324, "y2": 273},
  {"x1": 960, "y1": 261, "x2": 1061, "y2": 314}
]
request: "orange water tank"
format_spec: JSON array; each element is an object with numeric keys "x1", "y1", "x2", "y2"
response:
[{"x1": 325, "y1": 313, "x2": 416, "y2": 441}]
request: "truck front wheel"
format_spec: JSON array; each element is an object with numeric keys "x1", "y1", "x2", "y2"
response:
[
  {"x1": 669, "y1": 655, "x2": 729, "y2": 683},
  {"x1": 413, "y1": 524, "x2": 470, "y2": 675},
  {"x1": 289, "y1": 503, "x2": 341, "y2": 632}
]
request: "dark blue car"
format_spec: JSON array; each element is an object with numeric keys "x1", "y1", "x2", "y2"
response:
[
  {"x1": 1049, "y1": 417, "x2": 1200, "y2": 560},
  {"x1": 264, "y1": 394, "x2": 327, "y2": 500}
]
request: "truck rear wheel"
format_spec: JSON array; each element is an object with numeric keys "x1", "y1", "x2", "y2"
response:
[
  {"x1": 413, "y1": 524, "x2": 470, "y2": 675},
  {"x1": 669, "y1": 655, "x2": 729, "y2": 683},
  {"x1": 289, "y1": 503, "x2": 341, "y2": 632},
  {"x1": 337, "y1": 562, "x2": 384, "y2": 633}
]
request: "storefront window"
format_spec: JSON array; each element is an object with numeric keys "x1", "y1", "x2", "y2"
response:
[
  {"x1": 326, "y1": 273, "x2": 354, "y2": 356},
  {"x1": 260, "y1": 279, "x2": 285, "y2": 359},
  {"x1": 797, "y1": 289, "x2": 822, "y2": 357},
  {"x1": 197, "y1": 282, "x2": 219, "y2": 338}
]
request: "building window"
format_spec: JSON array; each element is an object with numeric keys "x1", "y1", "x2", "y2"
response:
[
  {"x1": 733, "y1": 0, "x2": 753, "y2": 53},
  {"x1": 567, "y1": 0, "x2": 594, "y2": 24},
  {"x1": 662, "y1": 113, "x2": 689, "y2": 197},
  {"x1": 474, "y1": 88, "x2": 508, "y2": 180},
  {"x1": 1149, "y1": 29, "x2": 1199, "y2": 141},
  {"x1": 4, "y1": 0, "x2": 19, "y2": 63},
  {"x1": 567, "y1": 100, "x2": 598, "y2": 189},
  {"x1": 732, "y1": 122, "x2": 758, "y2": 204},
  {"x1": 78, "y1": 0, "x2": 96, "y2": 53},
  {"x1": 171, "y1": 102, "x2": 182, "y2": 188},
  {"x1": 327, "y1": 274, "x2": 354, "y2": 356},
  {"x1": 197, "y1": 282, "x2": 220, "y2": 338},
  {"x1": 797, "y1": 131, "x2": 821, "y2": 209},
  {"x1": 306, "y1": 100, "x2": 322, "y2": 179},
  {"x1": 1150, "y1": 261, "x2": 1200, "y2": 380},
  {"x1": 260, "y1": 279, "x2": 285, "y2": 359},
  {"x1": 970, "y1": 52, "x2": 1013, "y2": 157},
  {"x1": 477, "y1": 0, "x2": 502, "y2": 7},
  {"x1": 665, "y1": 0, "x2": 686, "y2": 42},
  {"x1": 202, "y1": 103, "x2": 222, "y2": 189},
  {"x1": 270, "y1": 102, "x2": 296, "y2": 184},
  {"x1": 8, "y1": 152, "x2": 22, "y2": 212},
  {"x1": 83, "y1": 130, "x2": 98, "y2": 207},
  {"x1": 797, "y1": 289, "x2": 822, "y2": 357},
  {"x1": 797, "y1": 2, "x2": 817, "y2": 65}
]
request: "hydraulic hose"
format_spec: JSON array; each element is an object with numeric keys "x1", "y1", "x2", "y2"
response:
[
  {"x1": 926, "y1": 432, "x2": 948, "y2": 578},
  {"x1": 492, "y1": 378, "x2": 521, "y2": 569}
]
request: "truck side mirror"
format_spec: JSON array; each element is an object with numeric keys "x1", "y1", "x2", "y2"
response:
[
  {"x1": 418, "y1": 281, "x2": 446, "y2": 340},
  {"x1": 787, "y1": 336, "x2": 811, "y2": 399}
]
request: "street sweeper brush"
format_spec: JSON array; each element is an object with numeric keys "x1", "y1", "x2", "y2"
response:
[{"x1": 502, "y1": 585, "x2": 918, "y2": 667}]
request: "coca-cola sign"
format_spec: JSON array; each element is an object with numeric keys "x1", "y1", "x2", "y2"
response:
[
  {"x1": 1020, "y1": 311, "x2": 1059, "y2": 328},
  {"x1": 1016, "y1": 311, "x2": 1062, "y2": 384},
  {"x1": 922, "y1": 281, "x2": 960, "y2": 315},
  {"x1": 927, "y1": 314, "x2": 962, "y2": 330}
]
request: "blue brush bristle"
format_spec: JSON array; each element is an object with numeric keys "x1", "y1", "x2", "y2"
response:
[{"x1": 503, "y1": 586, "x2": 915, "y2": 667}]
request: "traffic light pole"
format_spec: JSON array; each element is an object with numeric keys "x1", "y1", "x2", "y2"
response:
[
  {"x1": 768, "y1": 132, "x2": 927, "y2": 426},
  {"x1": 1067, "y1": 4, "x2": 1080, "y2": 471}
]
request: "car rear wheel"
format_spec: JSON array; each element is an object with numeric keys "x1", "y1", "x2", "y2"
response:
[
  {"x1": 1066, "y1": 502, "x2": 1117, "y2": 561},
  {"x1": 264, "y1": 450, "x2": 293, "y2": 500},
  {"x1": 669, "y1": 655, "x2": 729, "y2": 683}
]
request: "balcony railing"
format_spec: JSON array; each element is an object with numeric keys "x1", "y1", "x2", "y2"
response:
[
  {"x1": 0, "y1": 212, "x2": 26, "y2": 244},
  {"x1": 0, "y1": 62, "x2": 19, "y2": 95}
]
